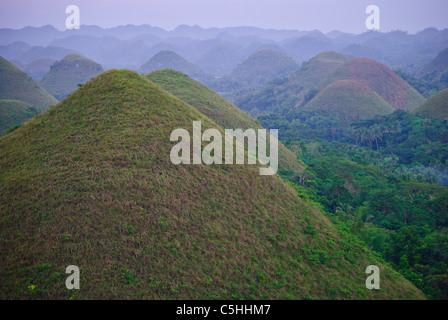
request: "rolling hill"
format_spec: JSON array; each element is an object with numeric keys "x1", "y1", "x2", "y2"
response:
[
  {"x1": 23, "y1": 58, "x2": 56, "y2": 81},
  {"x1": 146, "y1": 68, "x2": 303, "y2": 172},
  {"x1": 417, "y1": 47, "x2": 448, "y2": 82},
  {"x1": 321, "y1": 58, "x2": 425, "y2": 111},
  {"x1": 227, "y1": 50, "x2": 299, "y2": 88},
  {"x1": 0, "y1": 99, "x2": 39, "y2": 135},
  {"x1": 302, "y1": 80, "x2": 395, "y2": 126},
  {"x1": 0, "y1": 56, "x2": 58, "y2": 110},
  {"x1": 40, "y1": 54, "x2": 104, "y2": 100},
  {"x1": 0, "y1": 69, "x2": 424, "y2": 300},
  {"x1": 412, "y1": 88, "x2": 448, "y2": 119},
  {"x1": 139, "y1": 51, "x2": 208, "y2": 81}
]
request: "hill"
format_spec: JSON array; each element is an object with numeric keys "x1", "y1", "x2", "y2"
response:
[
  {"x1": 146, "y1": 68, "x2": 303, "y2": 172},
  {"x1": 412, "y1": 88, "x2": 448, "y2": 119},
  {"x1": 40, "y1": 54, "x2": 104, "y2": 100},
  {"x1": 417, "y1": 47, "x2": 448, "y2": 82},
  {"x1": 0, "y1": 56, "x2": 58, "y2": 110},
  {"x1": 0, "y1": 69, "x2": 424, "y2": 299},
  {"x1": 302, "y1": 80, "x2": 395, "y2": 126},
  {"x1": 23, "y1": 58, "x2": 56, "y2": 81},
  {"x1": 139, "y1": 51, "x2": 207, "y2": 81},
  {"x1": 321, "y1": 58, "x2": 425, "y2": 111},
  {"x1": 0, "y1": 99, "x2": 39, "y2": 135},
  {"x1": 233, "y1": 51, "x2": 350, "y2": 116},
  {"x1": 227, "y1": 50, "x2": 299, "y2": 87}
]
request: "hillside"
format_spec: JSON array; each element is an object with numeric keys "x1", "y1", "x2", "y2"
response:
[
  {"x1": 0, "y1": 69, "x2": 424, "y2": 300},
  {"x1": 227, "y1": 50, "x2": 299, "y2": 87},
  {"x1": 24, "y1": 58, "x2": 56, "y2": 81},
  {"x1": 412, "y1": 88, "x2": 448, "y2": 119},
  {"x1": 321, "y1": 58, "x2": 425, "y2": 111},
  {"x1": 302, "y1": 80, "x2": 395, "y2": 126},
  {"x1": 0, "y1": 99, "x2": 39, "y2": 135},
  {"x1": 418, "y1": 47, "x2": 448, "y2": 82},
  {"x1": 139, "y1": 51, "x2": 207, "y2": 81},
  {"x1": 0, "y1": 56, "x2": 58, "y2": 110},
  {"x1": 39, "y1": 54, "x2": 104, "y2": 100},
  {"x1": 233, "y1": 51, "x2": 351, "y2": 116},
  {"x1": 146, "y1": 68, "x2": 303, "y2": 172}
]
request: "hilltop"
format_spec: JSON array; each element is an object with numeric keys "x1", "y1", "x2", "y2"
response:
[
  {"x1": 146, "y1": 68, "x2": 303, "y2": 172},
  {"x1": 412, "y1": 88, "x2": 448, "y2": 119},
  {"x1": 39, "y1": 54, "x2": 104, "y2": 100},
  {"x1": 302, "y1": 80, "x2": 395, "y2": 126},
  {"x1": 321, "y1": 58, "x2": 425, "y2": 111},
  {"x1": 0, "y1": 99, "x2": 39, "y2": 135},
  {"x1": 0, "y1": 69, "x2": 424, "y2": 299},
  {"x1": 0, "y1": 56, "x2": 57, "y2": 111},
  {"x1": 139, "y1": 51, "x2": 209, "y2": 82}
]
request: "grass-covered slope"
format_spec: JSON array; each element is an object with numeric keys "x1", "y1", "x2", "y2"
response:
[
  {"x1": 412, "y1": 88, "x2": 448, "y2": 119},
  {"x1": 303, "y1": 80, "x2": 395, "y2": 126},
  {"x1": 39, "y1": 54, "x2": 104, "y2": 100},
  {"x1": 0, "y1": 99, "x2": 39, "y2": 135},
  {"x1": 0, "y1": 56, "x2": 58, "y2": 111},
  {"x1": 0, "y1": 70, "x2": 424, "y2": 300},
  {"x1": 146, "y1": 68, "x2": 304, "y2": 172},
  {"x1": 418, "y1": 47, "x2": 448, "y2": 82},
  {"x1": 321, "y1": 58, "x2": 425, "y2": 111}
]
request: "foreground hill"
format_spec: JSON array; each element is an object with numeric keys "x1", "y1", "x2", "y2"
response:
[
  {"x1": 302, "y1": 80, "x2": 395, "y2": 126},
  {"x1": 0, "y1": 56, "x2": 58, "y2": 110},
  {"x1": 412, "y1": 88, "x2": 448, "y2": 119},
  {"x1": 40, "y1": 54, "x2": 104, "y2": 100},
  {"x1": 146, "y1": 68, "x2": 303, "y2": 172},
  {"x1": 0, "y1": 99, "x2": 39, "y2": 135},
  {"x1": 321, "y1": 58, "x2": 425, "y2": 111},
  {"x1": 139, "y1": 50, "x2": 209, "y2": 82},
  {"x1": 0, "y1": 69, "x2": 423, "y2": 299}
]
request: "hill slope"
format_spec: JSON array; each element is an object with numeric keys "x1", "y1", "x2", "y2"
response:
[
  {"x1": 412, "y1": 88, "x2": 448, "y2": 119},
  {"x1": 146, "y1": 68, "x2": 303, "y2": 172},
  {"x1": 303, "y1": 80, "x2": 395, "y2": 126},
  {"x1": 321, "y1": 58, "x2": 425, "y2": 111},
  {"x1": 139, "y1": 50, "x2": 207, "y2": 81},
  {"x1": 417, "y1": 47, "x2": 448, "y2": 82},
  {"x1": 0, "y1": 99, "x2": 39, "y2": 135},
  {"x1": 228, "y1": 50, "x2": 299, "y2": 87},
  {"x1": 39, "y1": 54, "x2": 104, "y2": 100},
  {"x1": 0, "y1": 56, "x2": 58, "y2": 110},
  {"x1": 0, "y1": 69, "x2": 424, "y2": 299}
]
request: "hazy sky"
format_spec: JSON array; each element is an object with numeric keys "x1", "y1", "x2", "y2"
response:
[{"x1": 1, "y1": 0, "x2": 447, "y2": 33}]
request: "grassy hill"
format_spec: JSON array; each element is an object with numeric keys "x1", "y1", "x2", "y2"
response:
[
  {"x1": 0, "y1": 69, "x2": 424, "y2": 299},
  {"x1": 321, "y1": 58, "x2": 425, "y2": 111},
  {"x1": 24, "y1": 58, "x2": 56, "y2": 81},
  {"x1": 146, "y1": 68, "x2": 304, "y2": 172},
  {"x1": 228, "y1": 50, "x2": 299, "y2": 87},
  {"x1": 39, "y1": 54, "x2": 104, "y2": 100},
  {"x1": 412, "y1": 88, "x2": 448, "y2": 119},
  {"x1": 0, "y1": 56, "x2": 58, "y2": 111},
  {"x1": 139, "y1": 51, "x2": 208, "y2": 81},
  {"x1": 0, "y1": 99, "x2": 39, "y2": 135},
  {"x1": 233, "y1": 51, "x2": 350, "y2": 116},
  {"x1": 302, "y1": 80, "x2": 395, "y2": 126}
]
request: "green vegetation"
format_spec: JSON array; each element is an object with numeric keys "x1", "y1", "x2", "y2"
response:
[
  {"x1": 0, "y1": 100, "x2": 39, "y2": 135},
  {"x1": 39, "y1": 54, "x2": 104, "y2": 100},
  {"x1": 146, "y1": 68, "x2": 304, "y2": 172},
  {"x1": 0, "y1": 70, "x2": 423, "y2": 299},
  {"x1": 412, "y1": 89, "x2": 448, "y2": 119},
  {"x1": 0, "y1": 56, "x2": 58, "y2": 111}
]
